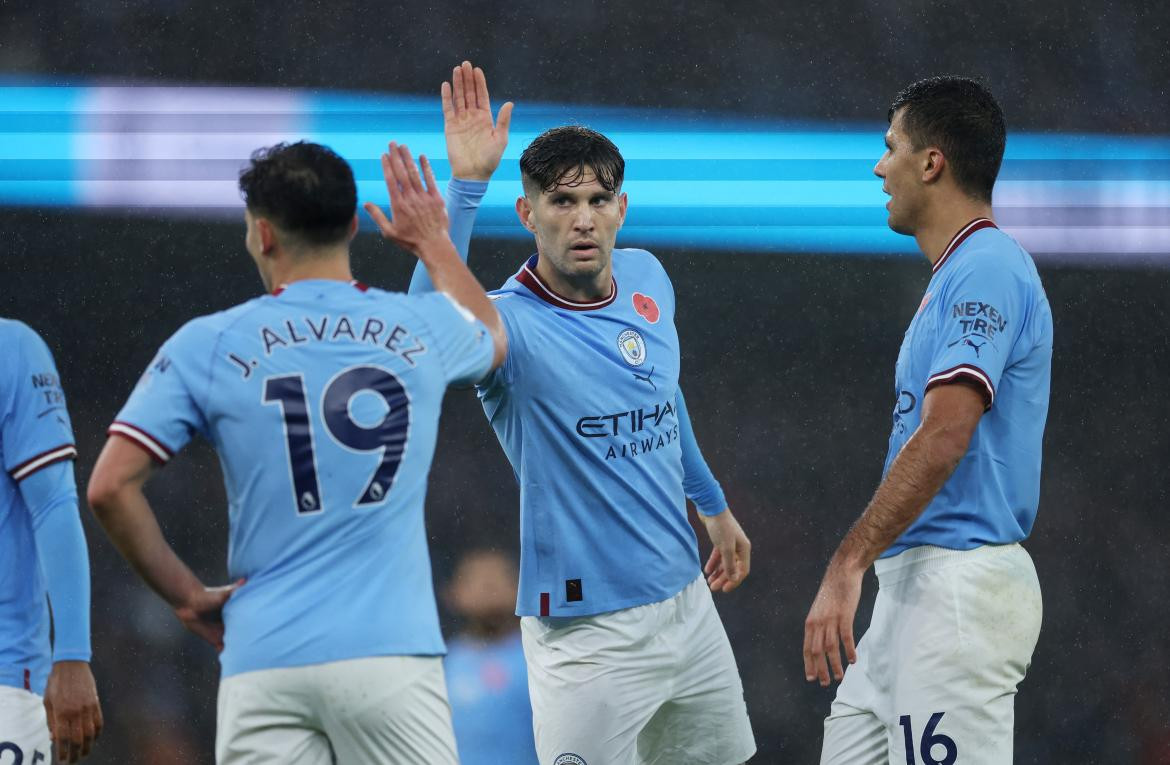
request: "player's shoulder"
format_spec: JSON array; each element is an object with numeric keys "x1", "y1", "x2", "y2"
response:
[
  {"x1": 0, "y1": 317, "x2": 43, "y2": 349},
  {"x1": 165, "y1": 297, "x2": 267, "y2": 351},
  {"x1": 614, "y1": 248, "x2": 674, "y2": 297},
  {"x1": 487, "y1": 264, "x2": 541, "y2": 315},
  {"x1": 366, "y1": 287, "x2": 466, "y2": 327},
  {"x1": 963, "y1": 227, "x2": 1034, "y2": 271},
  {"x1": 614, "y1": 247, "x2": 667, "y2": 275},
  {"x1": 0, "y1": 319, "x2": 57, "y2": 374},
  {"x1": 949, "y1": 227, "x2": 1039, "y2": 289},
  {"x1": 357, "y1": 284, "x2": 403, "y2": 303},
  {"x1": 356, "y1": 284, "x2": 443, "y2": 310}
]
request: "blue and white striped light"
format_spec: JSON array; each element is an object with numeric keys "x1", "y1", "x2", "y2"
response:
[{"x1": 1, "y1": 83, "x2": 1167, "y2": 263}]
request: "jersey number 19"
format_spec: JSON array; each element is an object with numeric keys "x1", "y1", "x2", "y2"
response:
[{"x1": 263, "y1": 365, "x2": 410, "y2": 514}]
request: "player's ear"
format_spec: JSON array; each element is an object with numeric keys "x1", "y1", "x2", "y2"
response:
[
  {"x1": 515, "y1": 195, "x2": 537, "y2": 234},
  {"x1": 346, "y1": 213, "x2": 359, "y2": 243},
  {"x1": 922, "y1": 148, "x2": 946, "y2": 186},
  {"x1": 257, "y1": 218, "x2": 279, "y2": 256},
  {"x1": 616, "y1": 191, "x2": 628, "y2": 229}
]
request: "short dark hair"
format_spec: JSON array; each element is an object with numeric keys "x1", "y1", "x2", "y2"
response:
[
  {"x1": 519, "y1": 126, "x2": 625, "y2": 195},
  {"x1": 239, "y1": 141, "x2": 356, "y2": 246},
  {"x1": 888, "y1": 76, "x2": 1006, "y2": 203}
]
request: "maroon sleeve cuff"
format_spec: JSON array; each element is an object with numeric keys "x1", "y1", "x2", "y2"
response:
[
  {"x1": 9, "y1": 444, "x2": 78, "y2": 481},
  {"x1": 107, "y1": 421, "x2": 173, "y2": 464},
  {"x1": 925, "y1": 364, "x2": 995, "y2": 410}
]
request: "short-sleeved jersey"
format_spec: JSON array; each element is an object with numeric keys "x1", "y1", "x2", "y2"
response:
[
  {"x1": 110, "y1": 280, "x2": 493, "y2": 677},
  {"x1": 0, "y1": 320, "x2": 78, "y2": 693},
  {"x1": 445, "y1": 632, "x2": 538, "y2": 765},
  {"x1": 479, "y1": 250, "x2": 701, "y2": 617},
  {"x1": 883, "y1": 220, "x2": 1053, "y2": 557}
]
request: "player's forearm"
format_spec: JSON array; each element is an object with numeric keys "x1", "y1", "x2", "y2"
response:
[
  {"x1": 33, "y1": 498, "x2": 93, "y2": 660},
  {"x1": 23, "y1": 463, "x2": 92, "y2": 661},
  {"x1": 833, "y1": 422, "x2": 967, "y2": 571},
  {"x1": 415, "y1": 234, "x2": 507, "y2": 366},
  {"x1": 89, "y1": 482, "x2": 205, "y2": 611},
  {"x1": 408, "y1": 178, "x2": 488, "y2": 294},
  {"x1": 675, "y1": 387, "x2": 727, "y2": 515}
]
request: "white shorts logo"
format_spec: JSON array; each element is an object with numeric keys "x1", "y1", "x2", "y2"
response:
[
  {"x1": 553, "y1": 755, "x2": 587, "y2": 765},
  {"x1": 617, "y1": 329, "x2": 647, "y2": 367}
]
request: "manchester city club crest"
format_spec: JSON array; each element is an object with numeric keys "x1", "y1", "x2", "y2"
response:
[
  {"x1": 553, "y1": 755, "x2": 587, "y2": 765},
  {"x1": 617, "y1": 328, "x2": 647, "y2": 367}
]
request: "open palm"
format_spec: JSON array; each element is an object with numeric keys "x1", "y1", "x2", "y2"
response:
[{"x1": 442, "y1": 60, "x2": 513, "y2": 181}]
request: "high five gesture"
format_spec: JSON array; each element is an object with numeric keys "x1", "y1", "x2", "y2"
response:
[{"x1": 442, "y1": 61, "x2": 513, "y2": 181}]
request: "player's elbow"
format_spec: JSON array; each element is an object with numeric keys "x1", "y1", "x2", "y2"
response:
[
  {"x1": 87, "y1": 436, "x2": 155, "y2": 521},
  {"x1": 922, "y1": 420, "x2": 976, "y2": 469},
  {"x1": 85, "y1": 467, "x2": 126, "y2": 520}
]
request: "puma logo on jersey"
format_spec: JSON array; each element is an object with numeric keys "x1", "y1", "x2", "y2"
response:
[{"x1": 632, "y1": 366, "x2": 656, "y2": 391}]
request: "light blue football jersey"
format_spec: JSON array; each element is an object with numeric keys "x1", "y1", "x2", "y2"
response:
[
  {"x1": 0, "y1": 320, "x2": 80, "y2": 693},
  {"x1": 110, "y1": 280, "x2": 494, "y2": 677},
  {"x1": 479, "y1": 250, "x2": 709, "y2": 616},
  {"x1": 883, "y1": 219, "x2": 1053, "y2": 557},
  {"x1": 445, "y1": 632, "x2": 538, "y2": 765}
]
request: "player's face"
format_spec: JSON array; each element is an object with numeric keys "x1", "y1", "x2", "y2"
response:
[
  {"x1": 448, "y1": 553, "x2": 517, "y2": 621},
  {"x1": 518, "y1": 168, "x2": 628, "y2": 282},
  {"x1": 874, "y1": 108, "x2": 926, "y2": 236}
]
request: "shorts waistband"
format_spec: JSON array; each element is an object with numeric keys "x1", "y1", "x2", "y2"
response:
[{"x1": 874, "y1": 543, "x2": 1021, "y2": 586}]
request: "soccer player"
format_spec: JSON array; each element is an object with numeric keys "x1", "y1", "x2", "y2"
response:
[
  {"x1": 86, "y1": 141, "x2": 506, "y2": 764},
  {"x1": 0, "y1": 319, "x2": 102, "y2": 764},
  {"x1": 392, "y1": 61, "x2": 756, "y2": 764},
  {"x1": 803, "y1": 77, "x2": 1053, "y2": 764},
  {"x1": 443, "y1": 549, "x2": 538, "y2": 765}
]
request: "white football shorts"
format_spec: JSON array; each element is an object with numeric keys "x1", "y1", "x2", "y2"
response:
[
  {"x1": 0, "y1": 685, "x2": 50, "y2": 763},
  {"x1": 216, "y1": 654, "x2": 457, "y2": 765},
  {"x1": 521, "y1": 573, "x2": 756, "y2": 765},
  {"x1": 821, "y1": 543, "x2": 1043, "y2": 765}
]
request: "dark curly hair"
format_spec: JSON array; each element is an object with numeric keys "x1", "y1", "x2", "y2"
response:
[
  {"x1": 238, "y1": 141, "x2": 357, "y2": 246},
  {"x1": 888, "y1": 76, "x2": 1006, "y2": 203},
  {"x1": 519, "y1": 126, "x2": 625, "y2": 195}
]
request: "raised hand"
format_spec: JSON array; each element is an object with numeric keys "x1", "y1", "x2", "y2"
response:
[
  {"x1": 442, "y1": 60, "x2": 513, "y2": 181},
  {"x1": 363, "y1": 142, "x2": 452, "y2": 257},
  {"x1": 175, "y1": 579, "x2": 244, "y2": 652}
]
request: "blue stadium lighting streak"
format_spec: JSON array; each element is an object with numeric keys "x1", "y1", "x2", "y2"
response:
[
  {"x1": 1, "y1": 84, "x2": 1168, "y2": 262},
  {"x1": 0, "y1": 85, "x2": 84, "y2": 205}
]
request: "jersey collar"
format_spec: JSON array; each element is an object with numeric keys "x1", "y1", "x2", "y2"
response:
[
  {"x1": 932, "y1": 218, "x2": 997, "y2": 275},
  {"x1": 515, "y1": 254, "x2": 618, "y2": 311},
  {"x1": 271, "y1": 279, "x2": 368, "y2": 297}
]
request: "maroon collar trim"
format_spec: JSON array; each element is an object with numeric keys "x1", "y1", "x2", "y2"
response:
[
  {"x1": 271, "y1": 279, "x2": 368, "y2": 297},
  {"x1": 515, "y1": 255, "x2": 617, "y2": 311},
  {"x1": 932, "y1": 218, "x2": 997, "y2": 274}
]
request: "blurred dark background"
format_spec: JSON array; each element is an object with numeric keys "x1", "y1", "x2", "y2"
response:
[
  {"x1": 2, "y1": 0, "x2": 1166, "y2": 134},
  {"x1": 3, "y1": 1, "x2": 1168, "y2": 762}
]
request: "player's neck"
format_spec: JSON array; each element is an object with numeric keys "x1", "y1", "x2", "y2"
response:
[
  {"x1": 915, "y1": 198, "x2": 994, "y2": 269},
  {"x1": 534, "y1": 255, "x2": 614, "y2": 303},
  {"x1": 267, "y1": 249, "x2": 354, "y2": 291}
]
